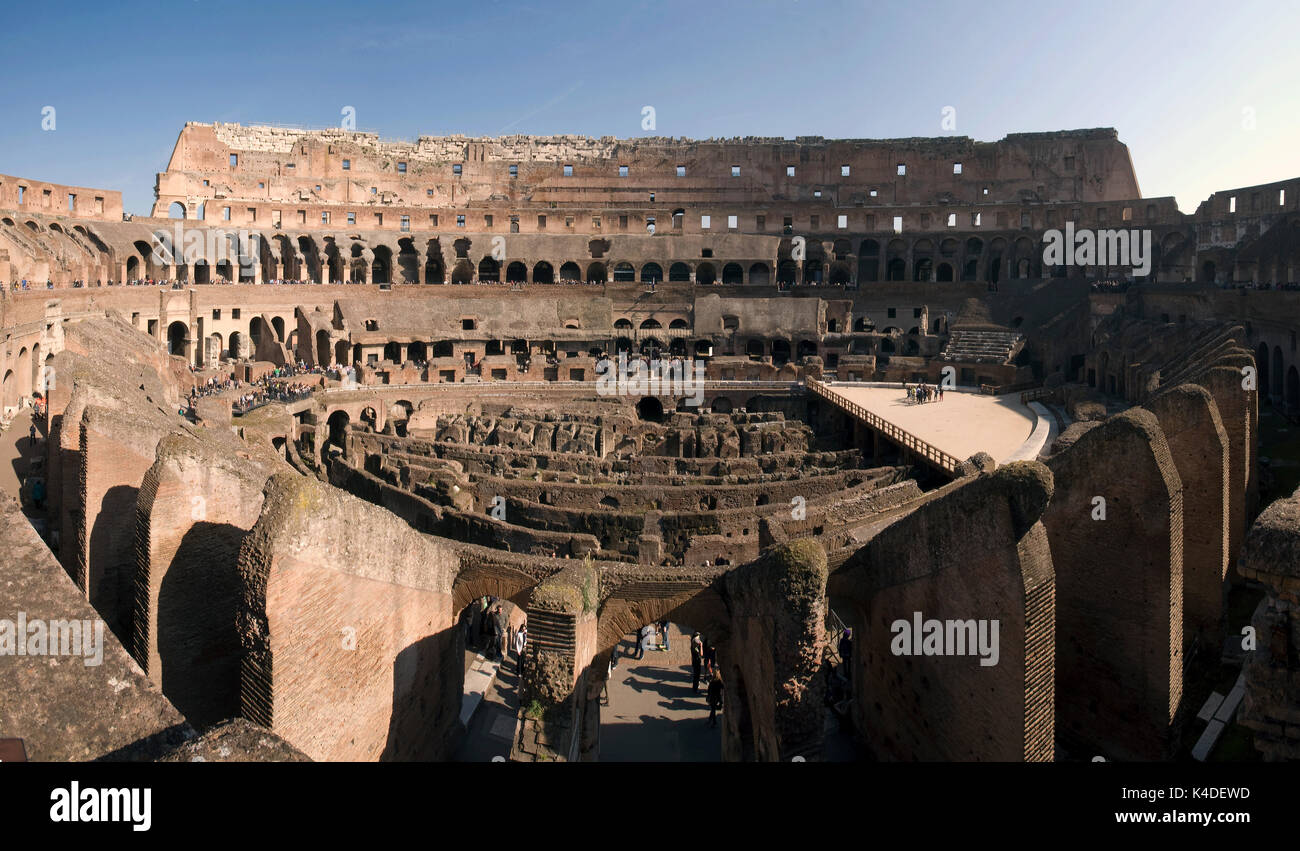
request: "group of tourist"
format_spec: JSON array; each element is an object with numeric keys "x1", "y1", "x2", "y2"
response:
[
  {"x1": 1089, "y1": 279, "x2": 1131, "y2": 292},
  {"x1": 611, "y1": 624, "x2": 725, "y2": 728},
  {"x1": 5, "y1": 280, "x2": 55, "y2": 291},
  {"x1": 462, "y1": 595, "x2": 528, "y2": 673},
  {"x1": 904, "y1": 381, "x2": 943, "y2": 403}
]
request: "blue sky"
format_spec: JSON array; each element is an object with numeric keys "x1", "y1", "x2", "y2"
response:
[{"x1": 2, "y1": 0, "x2": 1296, "y2": 214}]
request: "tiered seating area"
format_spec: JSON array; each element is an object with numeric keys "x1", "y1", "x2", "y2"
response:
[{"x1": 939, "y1": 329, "x2": 1024, "y2": 364}]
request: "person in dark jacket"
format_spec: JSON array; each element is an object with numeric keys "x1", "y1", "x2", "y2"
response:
[
  {"x1": 690, "y1": 632, "x2": 704, "y2": 693},
  {"x1": 706, "y1": 670, "x2": 724, "y2": 728},
  {"x1": 838, "y1": 628, "x2": 853, "y2": 680}
]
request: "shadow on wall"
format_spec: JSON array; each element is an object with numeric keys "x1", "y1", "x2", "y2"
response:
[
  {"x1": 381, "y1": 628, "x2": 464, "y2": 760},
  {"x1": 157, "y1": 521, "x2": 246, "y2": 728},
  {"x1": 88, "y1": 483, "x2": 139, "y2": 648}
]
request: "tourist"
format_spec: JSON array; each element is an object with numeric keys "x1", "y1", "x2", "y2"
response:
[
  {"x1": 29, "y1": 423, "x2": 37, "y2": 444},
  {"x1": 691, "y1": 632, "x2": 704, "y2": 693},
  {"x1": 31, "y1": 478, "x2": 45, "y2": 511},
  {"x1": 636, "y1": 623, "x2": 654, "y2": 660},
  {"x1": 659, "y1": 619, "x2": 671, "y2": 651},
  {"x1": 513, "y1": 621, "x2": 527, "y2": 674},
  {"x1": 703, "y1": 640, "x2": 717, "y2": 677},
  {"x1": 706, "y1": 669, "x2": 724, "y2": 728},
  {"x1": 492, "y1": 605, "x2": 508, "y2": 662}
]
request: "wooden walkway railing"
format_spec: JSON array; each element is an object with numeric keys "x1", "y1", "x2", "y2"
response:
[{"x1": 807, "y1": 379, "x2": 959, "y2": 475}]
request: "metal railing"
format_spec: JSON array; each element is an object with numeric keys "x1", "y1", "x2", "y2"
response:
[
  {"x1": 807, "y1": 378, "x2": 959, "y2": 474},
  {"x1": 1019, "y1": 386, "x2": 1055, "y2": 405}
]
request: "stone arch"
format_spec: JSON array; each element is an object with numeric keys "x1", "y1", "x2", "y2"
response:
[
  {"x1": 641, "y1": 262, "x2": 663, "y2": 284},
  {"x1": 478, "y1": 256, "x2": 500, "y2": 283},
  {"x1": 586, "y1": 262, "x2": 607, "y2": 283},
  {"x1": 669, "y1": 262, "x2": 692, "y2": 282},
  {"x1": 532, "y1": 261, "x2": 554, "y2": 284},
  {"x1": 748, "y1": 263, "x2": 770, "y2": 286},
  {"x1": 451, "y1": 259, "x2": 473, "y2": 284},
  {"x1": 316, "y1": 330, "x2": 331, "y2": 367},
  {"x1": 167, "y1": 322, "x2": 189, "y2": 360},
  {"x1": 560, "y1": 261, "x2": 582, "y2": 282},
  {"x1": 168, "y1": 201, "x2": 186, "y2": 219},
  {"x1": 722, "y1": 263, "x2": 744, "y2": 285},
  {"x1": 696, "y1": 263, "x2": 717, "y2": 286},
  {"x1": 613, "y1": 262, "x2": 635, "y2": 282}
]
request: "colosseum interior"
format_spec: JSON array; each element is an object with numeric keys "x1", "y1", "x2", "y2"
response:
[{"x1": 3, "y1": 121, "x2": 1299, "y2": 764}]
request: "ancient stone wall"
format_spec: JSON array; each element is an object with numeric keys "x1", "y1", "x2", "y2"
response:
[
  {"x1": 830, "y1": 463, "x2": 1055, "y2": 761},
  {"x1": 236, "y1": 474, "x2": 462, "y2": 761},
  {"x1": 1043, "y1": 409, "x2": 1183, "y2": 760}
]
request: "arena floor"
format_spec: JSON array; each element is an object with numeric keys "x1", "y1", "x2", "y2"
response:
[{"x1": 821, "y1": 383, "x2": 1038, "y2": 464}]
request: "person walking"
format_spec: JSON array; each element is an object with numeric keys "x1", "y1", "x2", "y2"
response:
[
  {"x1": 659, "y1": 620, "x2": 671, "y2": 651},
  {"x1": 703, "y1": 640, "x2": 717, "y2": 678},
  {"x1": 706, "y1": 670, "x2": 724, "y2": 728},
  {"x1": 691, "y1": 631, "x2": 704, "y2": 693},
  {"x1": 838, "y1": 628, "x2": 853, "y2": 680},
  {"x1": 492, "y1": 605, "x2": 509, "y2": 662},
  {"x1": 512, "y1": 621, "x2": 527, "y2": 675}
]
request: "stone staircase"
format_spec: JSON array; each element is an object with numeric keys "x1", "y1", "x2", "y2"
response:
[{"x1": 939, "y1": 329, "x2": 1024, "y2": 364}]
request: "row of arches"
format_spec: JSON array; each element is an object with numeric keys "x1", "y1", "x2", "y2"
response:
[{"x1": 1, "y1": 343, "x2": 52, "y2": 410}]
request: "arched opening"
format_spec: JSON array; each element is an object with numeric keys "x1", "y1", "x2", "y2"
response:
[
  {"x1": 936, "y1": 262, "x2": 954, "y2": 282},
  {"x1": 639, "y1": 318, "x2": 662, "y2": 330},
  {"x1": 371, "y1": 246, "x2": 391, "y2": 285},
  {"x1": 641, "y1": 263, "x2": 663, "y2": 284},
  {"x1": 408, "y1": 342, "x2": 427, "y2": 362},
  {"x1": 398, "y1": 242, "x2": 420, "y2": 284},
  {"x1": 796, "y1": 340, "x2": 818, "y2": 360},
  {"x1": 560, "y1": 261, "x2": 581, "y2": 282},
  {"x1": 335, "y1": 340, "x2": 352, "y2": 366},
  {"x1": 857, "y1": 240, "x2": 880, "y2": 282},
  {"x1": 1202, "y1": 261, "x2": 1216, "y2": 283},
  {"x1": 167, "y1": 202, "x2": 186, "y2": 219},
  {"x1": 636, "y1": 396, "x2": 664, "y2": 422},
  {"x1": 886, "y1": 258, "x2": 906, "y2": 281},
  {"x1": 384, "y1": 342, "x2": 402, "y2": 363},
  {"x1": 316, "y1": 330, "x2": 331, "y2": 367},
  {"x1": 1, "y1": 370, "x2": 14, "y2": 410},
  {"x1": 167, "y1": 321, "x2": 189, "y2": 360},
  {"x1": 451, "y1": 259, "x2": 473, "y2": 284},
  {"x1": 532, "y1": 261, "x2": 554, "y2": 284},
  {"x1": 748, "y1": 263, "x2": 770, "y2": 286},
  {"x1": 771, "y1": 339, "x2": 791, "y2": 366},
  {"x1": 228, "y1": 331, "x2": 244, "y2": 361},
  {"x1": 478, "y1": 257, "x2": 500, "y2": 283},
  {"x1": 711, "y1": 397, "x2": 733, "y2": 414},
  {"x1": 669, "y1": 262, "x2": 691, "y2": 282},
  {"x1": 506, "y1": 261, "x2": 528, "y2": 283},
  {"x1": 746, "y1": 339, "x2": 765, "y2": 359},
  {"x1": 425, "y1": 250, "x2": 445, "y2": 284},
  {"x1": 613, "y1": 262, "x2": 635, "y2": 283},
  {"x1": 722, "y1": 263, "x2": 744, "y2": 285},
  {"x1": 777, "y1": 261, "x2": 798, "y2": 286},
  {"x1": 696, "y1": 263, "x2": 716, "y2": 286},
  {"x1": 586, "y1": 262, "x2": 607, "y2": 283},
  {"x1": 324, "y1": 410, "x2": 350, "y2": 461}
]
